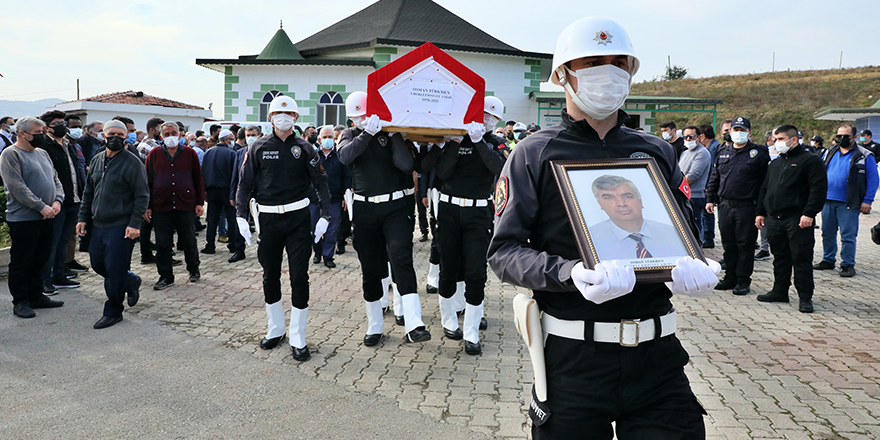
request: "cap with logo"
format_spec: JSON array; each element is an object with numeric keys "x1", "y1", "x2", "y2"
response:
[{"x1": 731, "y1": 116, "x2": 751, "y2": 130}]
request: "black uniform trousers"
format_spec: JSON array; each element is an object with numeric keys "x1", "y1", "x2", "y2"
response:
[
  {"x1": 766, "y1": 214, "x2": 815, "y2": 300},
  {"x1": 205, "y1": 189, "x2": 244, "y2": 253},
  {"x1": 139, "y1": 218, "x2": 153, "y2": 259},
  {"x1": 437, "y1": 203, "x2": 492, "y2": 305},
  {"x1": 718, "y1": 202, "x2": 758, "y2": 283},
  {"x1": 416, "y1": 199, "x2": 429, "y2": 235},
  {"x1": 352, "y1": 196, "x2": 417, "y2": 301},
  {"x1": 7, "y1": 219, "x2": 54, "y2": 305},
  {"x1": 337, "y1": 213, "x2": 351, "y2": 247},
  {"x1": 153, "y1": 210, "x2": 199, "y2": 281},
  {"x1": 534, "y1": 334, "x2": 705, "y2": 440},
  {"x1": 257, "y1": 209, "x2": 311, "y2": 309}
]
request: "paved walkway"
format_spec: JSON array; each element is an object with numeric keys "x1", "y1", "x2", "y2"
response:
[{"x1": 5, "y1": 212, "x2": 880, "y2": 439}]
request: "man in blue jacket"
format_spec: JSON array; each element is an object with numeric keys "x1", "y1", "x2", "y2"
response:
[
  {"x1": 813, "y1": 124, "x2": 879, "y2": 277},
  {"x1": 202, "y1": 129, "x2": 245, "y2": 262}
]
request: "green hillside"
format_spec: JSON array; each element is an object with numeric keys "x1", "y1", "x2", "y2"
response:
[{"x1": 630, "y1": 66, "x2": 880, "y2": 140}]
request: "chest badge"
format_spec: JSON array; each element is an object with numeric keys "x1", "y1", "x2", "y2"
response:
[
  {"x1": 292, "y1": 146, "x2": 301, "y2": 159},
  {"x1": 749, "y1": 149, "x2": 757, "y2": 158},
  {"x1": 378, "y1": 135, "x2": 388, "y2": 147}
]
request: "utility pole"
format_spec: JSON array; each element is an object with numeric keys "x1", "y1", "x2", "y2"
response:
[
  {"x1": 77, "y1": 79, "x2": 80, "y2": 100},
  {"x1": 839, "y1": 51, "x2": 843, "y2": 69},
  {"x1": 772, "y1": 52, "x2": 775, "y2": 72},
  {"x1": 668, "y1": 55, "x2": 671, "y2": 70}
]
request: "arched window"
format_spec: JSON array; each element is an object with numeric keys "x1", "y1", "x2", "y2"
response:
[
  {"x1": 316, "y1": 91, "x2": 346, "y2": 127},
  {"x1": 259, "y1": 90, "x2": 284, "y2": 122}
]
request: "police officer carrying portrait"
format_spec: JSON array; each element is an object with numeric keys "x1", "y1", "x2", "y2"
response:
[
  {"x1": 488, "y1": 16, "x2": 719, "y2": 439},
  {"x1": 235, "y1": 95, "x2": 332, "y2": 362},
  {"x1": 705, "y1": 116, "x2": 770, "y2": 296},
  {"x1": 421, "y1": 96, "x2": 508, "y2": 356},
  {"x1": 337, "y1": 91, "x2": 430, "y2": 346}
]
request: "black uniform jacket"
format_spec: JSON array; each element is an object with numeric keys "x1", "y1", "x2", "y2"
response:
[
  {"x1": 337, "y1": 128, "x2": 415, "y2": 197},
  {"x1": 421, "y1": 133, "x2": 508, "y2": 199},
  {"x1": 705, "y1": 141, "x2": 770, "y2": 204},
  {"x1": 487, "y1": 110, "x2": 695, "y2": 322},
  {"x1": 756, "y1": 145, "x2": 827, "y2": 218},
  {"x1": 235, "y1": 130, "x2": 330, "y2": 218}
]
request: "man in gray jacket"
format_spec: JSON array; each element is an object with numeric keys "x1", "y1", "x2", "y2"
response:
[
  {"x1": 0, "y1": 116, "x2": 65, "y2": 318},
  {"x1": 76, "y1": 120, "x2": 150, "y2": 329},
  {"x1": 678, "y1": 125, "x2": 712, "y2": 242}
]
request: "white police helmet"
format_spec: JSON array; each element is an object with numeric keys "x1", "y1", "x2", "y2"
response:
[
  {"x1": 484, "y1": 96, "x2": 504, "y2": 119},
  {"x1": 345, "y1": 91, "x2": 367, "y2": 118},
  {"x1": 550, "y1": 16, "x2": 640, "y2": 86},
  {"x1": 267, "y1": 95, "x2": 298, "y2": 117}
]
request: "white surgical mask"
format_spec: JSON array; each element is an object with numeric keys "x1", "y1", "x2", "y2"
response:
[
  {"x1": 774, "y1": 139, "x2": 792, "y2": 154},
  {"x1": 730, "y1": 131, "x2": 749, "y2": 145},
  {"x1": 246, "y1": 136, "x2": 257, "y2": 146},
  {"x1": 483, "y1": 114, "x2": 500, "y2": 133},
  {"x1": 68, "y1": 128, "x2": 83, "y2": 139},
  {"x1": 321, "y1": 138, "x2": 334, "y2": 150},
  {"x1": 661, "y1": 131, "x2": 672, "y2": 140},
  {"x1": 163, "y1": 136, "x2": 179, "y2": 147},
  {"x1": 810, "y1": 141, "x2": 816, "y2": 147},
  {"x1": 272, "y1": 114, "x2": 295, "y2": 131},
  {"x1": 563, "y1": 64, "x2": 631, "y2": 120},
  {"x1": 684, "y1": 139, "x2": 698, "y2": 149},
  {"x1": 351, "y1": 115, "x2": 366, "y2": 130}
]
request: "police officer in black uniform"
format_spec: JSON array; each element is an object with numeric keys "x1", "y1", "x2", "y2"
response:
[
  {"x1": 705, "y1": 116, "x2": 770, "y2": 296},
  {"x1": 488, "y1": 17, "x2": 719, "y2": 439},
  {"x1": 338, "y1": 91, "x2": 430, "y2": 346},
  {"x1": 859, "y1": 129, "x2": 880, "y2": 161},
  {"x1": 235, "y1": 95, "x2": 331, "y2": 362},
  {"x1": 421, "y1": 97, "x2": 508, "y2": 355}
]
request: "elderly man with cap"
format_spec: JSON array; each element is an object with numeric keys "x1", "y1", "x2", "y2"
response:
[
  {"x1": 859, "y1": 129, "x2": 880, "y2": 161},
  {"x1": 236, "y1": 95, "x2": 331, "y2": 362},
  {"x1": 705, "y1": 116, "x2": 770, "y2": 296},
  {"x1": 488, "y1": 16, "x2": 718, "y2": 439},
  {"x1": 75, "y1": 120, "x2": 149, "y2": 328}
]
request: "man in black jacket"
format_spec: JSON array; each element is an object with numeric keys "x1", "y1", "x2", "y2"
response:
[
  {"x1": 309, "y1": 126, "x2": 350, "y2": 268},
  {"x1": 202, "y1": 129, "x2": 244, "y2": 262},
  {"x1": 755, "y1": 125, "x2": 827, "y2": 313}
]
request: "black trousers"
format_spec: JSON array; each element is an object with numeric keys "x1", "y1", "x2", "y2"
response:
[
  {"x1": 257, "y1": 209, "x2": 311, "y2": 308},
  {"x1": 337, "y1": 213, "x2": 351, "y2": 246},
  {"x1": 533, "y1": 334, "x2": 705, "y2": 440},
  {"x1": 416, "y1": 199, "x2": 429, "y2": 235},
  {"x1": 206, "y1": 191, "x2": 244, "y2": 253},
  {"x1": 352, "y1": 196, "x2": 416, "y2": 301},
  {"x1": 718, "y1": 203, "x2": 758, "y2": 284},
  {"x1": 766, "y1": 214, "x2": 815, "y2": 300},
  {"x1": 89, "y1": 224, "x2": 138, "y2": 318},
  {"x1": 139, "y1": 218, "x2": 153, "y2": 259},
  {"x1": 153, "y1": 210, "x2": 199, "y2": 280},
  {"x1": 437, "y1": 203, "x2": 492, "y2": 305},
  {"x1": 7, "y1": 220, "x2": 53, "y2": 305}
]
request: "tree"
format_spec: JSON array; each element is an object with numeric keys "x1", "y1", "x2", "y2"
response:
[{"x1": 663, "y1": 65, "x2": 688, "y2": 80}]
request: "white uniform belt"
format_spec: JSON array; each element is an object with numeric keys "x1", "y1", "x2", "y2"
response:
[
  {"x1": 352, "y1": 188, "x2": 414, "y2": 204},
  {"x1": 256, "y1": 198, "x2": 309, "y2": 214},
  {"x1": 542, "y1": 311, "x2": 676, "y2": 347},
  {"x1": 438, "y1": 192, "x2": 492, "y2": 208}
]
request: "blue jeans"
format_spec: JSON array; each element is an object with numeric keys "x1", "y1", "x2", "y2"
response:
[
  {"x1": 43, "y1": 203, "x2": 79, "y2": 284},
  {"x1": 89, "y1": 224, "x2": 138, "y2": 318},
  {"x1": 309, "y1": 202, "x2": 343, "y2": 261},
  {"x1": 820, "y1": 200, "x2": 860, "y2": 267},
  {"x1": 701, "y1": 205, "x2": 715, "y2": 243}
]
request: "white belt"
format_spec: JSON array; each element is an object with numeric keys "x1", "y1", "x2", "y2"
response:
[
  {"x1": 256, "y1": 197, "x2": 309, "y2": 214},
  {"x1": 438, "y1": 192, "x2": 492, "y2": 208},
  {"x1": 542, "y1": 311, "x2": 676, "y2": 347},
  {"x1": 352, "y1": 188, "x2": 414, "y2": 204}
]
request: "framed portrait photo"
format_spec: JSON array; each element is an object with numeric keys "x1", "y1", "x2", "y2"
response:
[{"x1": 551, "y1": 158, "x2": 704, "y2": 282}]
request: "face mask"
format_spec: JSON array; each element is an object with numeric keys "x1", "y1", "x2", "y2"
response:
[
  {"x1": 93, "y1": 132, "x2": 103, "y2": 141},
  {"x1": 860, "y1": 136, "x2": 867, "y2": 143},
  {"x1": 506, "y1": 132, "x2": 514, "y2": 140},
  {"x1": 837, "y1": 135, "x2": 852, "y2": 148},
  {"x1": 68, "y1": 128, "x2": 82, "y2": 139},
  {"x1": 272, "y1": 114, "x2": 295, "y2": 131},
  {"x1": 4, "y1": 125, "x2": 13, "y2": 133},
  {"x1": 246, "y1": 136, "x2": 257, "y2": 146},
  {"x1": 127, "y1": 132, "x2": 137, "y2": 143},
  {"x1": 563, "y1": 64, "x2": 631, "y2": 120},
  {"x1": 661, "y1": 131, "x2": 672, "y2": 141},
  {"x1": 51, "y1": 124, "x2": 68, "y2": 138},
  {"x1": 188, "y1": 141, "x2": 196, "y2": 147},
  {"x1": 163, "y1": 136, "x2": 179, "y2": 147},
  {"x1": 774, "y1": 139, "x2": 792, "y2": 154},
  {"x1": 307, "y1": 134, "x2": 318, "y2": 144},
  {"x1": 483, "y1": 114, "x2": 500, "y2": 133},
  {"x1": 684, "y1": 140, "x2": 698, "y2": 149},
  {"x1": 351, "y1": 116, "x2": 365, "y2": 130},
  {"x1": 321, "y1": 138, "x2": 334, "y2": 150},
  {"x1": 723, "y1": 132, "x2": 732, "y2": 143},
  {"x1": 810, "y1": 141, "x2": 816, "y2": 147},
  {"x1": 106, "y1": 136, "x2": 125, "y2": 152},
  {"x1": 27, "y1": 133, "x2": 45, "y2": 147},
  {"x1": 730, "y1": 131, "x2": 749, "y2": 145}
]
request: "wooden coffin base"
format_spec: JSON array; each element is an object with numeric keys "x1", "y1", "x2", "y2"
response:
[{"x1": 384, "y1": 125, "x2": 467, "y2": 143}]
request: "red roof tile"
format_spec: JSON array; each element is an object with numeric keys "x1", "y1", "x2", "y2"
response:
[{"x1": 66, "y1": 91, "x2": 205, "y2": 110}]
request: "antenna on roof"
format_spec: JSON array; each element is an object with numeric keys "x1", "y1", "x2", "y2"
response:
[{"x1": 280, "y1": 20, "x2": 283, "y2": 29}]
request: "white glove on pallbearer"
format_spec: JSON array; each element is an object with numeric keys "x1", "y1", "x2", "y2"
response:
[
  {"x1": 571, "y1": 260, "x2": 636, "y2": 304},
  {"x1": 665, "y1": 257, "x2": 721, "y2": 297}
]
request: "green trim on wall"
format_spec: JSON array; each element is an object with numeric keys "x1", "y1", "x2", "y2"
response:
[
  {"x1": 524, "y1": 72, "x2": 540, "y2": 80},
  {"x1": 531, "y1": 80, "x2": 541, "y2": 87},
  {"x1": 317, "y1": 85, "x2": 332, "y2": 92},
  {"x1": 260, "y1": 84, "x2": 275, "y2": 92},
  {"x1": 225, "y1": 106, "x2": 238, "y2": 114},
  {"x1": 300, "y1": 115, "x2": 315, "y2": 124},
  {"x1": 246, "y1": 114, "x2": 258, "y2": 122},
  {"x1": 225, "y1": 91, "x2": 238, "y2": 99},
  {"x1": 225, "y1": 114, "x2": 233, "y2": 121},
  {"x1": 644, "y1": 118, "x2": 656, "y2": 126},
  {"x1": 531, "y1": 65, "x2": 542, "y2": 73},
  {"x1": 310, "y1": 92, "x2": 324, "y2": 100},
  {"x1": 332, "y1": 85, "x2": 346, "y2": 92},
  {"x1": 523, "y1": 86, "x2": 540, "y2": 94},
  {"x1": 485, "y1": 91, "x2": 494, "y2": 96},
  {"x1": 246, "y1": 99, "x2": 260, "y2": 107},
  {"x1": 373, "y1": 54, "x2": 391, "y2": 63},
  {"x1": 645, "y1": 104, "x2": 656, "y2": 110},
  {"x1": 224, "y1": 99, "x2": 232, "y2": 106},
  {"x1": 224, "y1": 76, "x2": 239, "y2": 84},
  {"x1": 275, "y1": 85, "x2": 288, "y2": 92},
  {"x1": 224, "y1": 66, "x2": 233, "y2": 75},
  {"x1": 374, "y1": 47, "x2": 398, "y2": 54},
  {"x1": 225, "y1": 83, "x2": 232, "y2": 91},
  {"x1": 525, "y1": 59, "x2": 541, "y2": 66}
]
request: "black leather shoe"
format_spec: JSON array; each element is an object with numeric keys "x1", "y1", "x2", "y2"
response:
[
  {"x1": 260, "y1": 334, "x2": 285, "y2": 350},
  {"x1": 443, "y1": 327, "x2": 463, "y2": 340},
  {"x1": 172, "y1": 258, "x2": 183, "y2": 266},
  {"x1": 720, "y1": 260, "x2": 727, "y2": 270},
  {"x1": 200, "y1": 247, "x2": 215, "y2": 254},
  {"x1": 426, "y1": 284, "x2": 438, "y2": 294},
  {"x1": 381, "y1": 306, "x2": 389, "y2": 315},
  {"x1": 702, "y1": 241, "x2": 715, "y2": 249},
  {"x1": 228, "y1": 252, "x2": 245, "y2": 263},
  {"x1": 813, "y1": 261, "x2": 835, "y2": 270},
  {"x1": 363, "y1": 333, "x2": 384, "y2": 346},
  {"x1": 189, "y1": 270, "x2": 200, "y2": 282},
  {"x1": 479, "y1": 317, "x2": 487, "y2": 330},
  {"x1": 324, "y1": 260, "x2": 336, "y2": 268},
  {"x1": 757, "y1": 291, "x2": 789, "y2": 303},
  {"x1": 714, "y1": 277, "x2": 737, "y2": 290},
  {"x1": 405, "y1": 326, "x2": 431, "y2": 343},
  {"x1": 312, "y1": 255, "x2": 321, "y2": 264},
  {"x1": 153, "y1": 278, "x2": 174, "y2": 290},
  {"x1": 464, "y1": 340, "x2": 482, "y2": 355},
  {"x1": 195, "y1": 223, "x2": 207, "y2": 232},
  {"x1": 754, "y1": 250, "x2": 771, "y2": 261},
  {"x1": 291, "y1": 345, "x2": 311, "y2": 361},
  {"x1": 336, "y1": 245, "x2": 346, "y2": 254},
  {"x1": 29, "y1": 297, "x2": 64, "y2": 309},
  {"x1": 94, "y1": 315, "x2": 123, "y2": 329},
  {"x1": 13, "y1": 303, "x2": 35, "y2": 318},
  {"x1": 799, "y1": 300, "x2": 814, "y2": 313},
  {"x1": 732, "y1": 283, "x2": 750, "y2": 296},
  {"x1": 127, "y1": 274, "x2": 142, "y2": 307},
  {"x1": 395, "y1": 315, "x2": 404, "y2": 326},
  {"x1": 64, "y1": 271, "x2": 78, "y2": 279},
  {"x1": 66, "y1": 260, "x2": 88, "y2": 272},
  {"x1": 141, "y1": 255, "x2": 156, "y2": 264},
  {"x1": 840, "y1": 265, "x2": 856, "y2": 277},
  {"x1": 419, "y1": 233, "x2": 428, "y2": 242}
]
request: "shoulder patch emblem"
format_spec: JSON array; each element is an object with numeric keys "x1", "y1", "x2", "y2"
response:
[
  {"x1": 629, "y1": 152, "x2": 651, "y2": 159},
  {"x1": 309, "y1": 155, "x2": 319, "y2": 167},
  {"x1": 292, "y1": 146, "x2": 301, "y2": 159},
  {"x1": 494, "y1": 176, "x2": 509, "y2": 216},
  {"x1": 749, "y1": 149, "x2": 757, "y2": 158},
  {"x1": 378, "y1": 135, "x2": 388, "y2": 147}
]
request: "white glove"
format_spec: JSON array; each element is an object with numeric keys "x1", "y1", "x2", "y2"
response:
[
  {"x1": 434, "y1": 142, "x2": 446, "y2": 149},
  {"x1": 665, "y1": 257, "x2": 721, "y2": 297},
  {"x1": 364, "y1": 114, "x2": 383, "y2": 136},
  {"x1": 571, "y1": 260, "x2": 636, "y2": 304},
  {"x1": 314, "y1": 217, "x2": 329, "y2": 244},
  {"x1": 467, "y1": 122, "x2": 486, "y2": 144},
  {"x1": 236, "y1": 217, "x2": 252, "y2": 246}
]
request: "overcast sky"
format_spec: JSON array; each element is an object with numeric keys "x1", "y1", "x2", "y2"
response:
[{"x1": 2, "y1": 0, "x2": 877, "y2": 119}]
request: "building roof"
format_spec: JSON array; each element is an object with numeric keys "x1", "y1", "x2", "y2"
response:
[
  {"x1": 529, "y1": 91, "x2": 723, "y2": 106},
  {"x1": 257, "y1": 26, "x2": 304, "y2": 60},
  {"x1": 294, "y1": 0, "x2": 552, "y2": 59},
  {"x1": 814, "y1": 99, "x2": 880, "y2": 121},
  {"x1": 61, "y1": 91, "x2": 205, "y2": 110}
]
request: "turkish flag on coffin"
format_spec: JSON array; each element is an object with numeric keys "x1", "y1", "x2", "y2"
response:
[{"x1": 366, "y1": 42, "x2": 485, "y2": 130}]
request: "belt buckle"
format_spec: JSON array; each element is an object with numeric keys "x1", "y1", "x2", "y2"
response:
[
  {"x1": 619, "y1": 320, "x2": 639, "y2": 347},
  {"x1": 456, "y1": 198, "x2": 468, "y2": 207}
]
